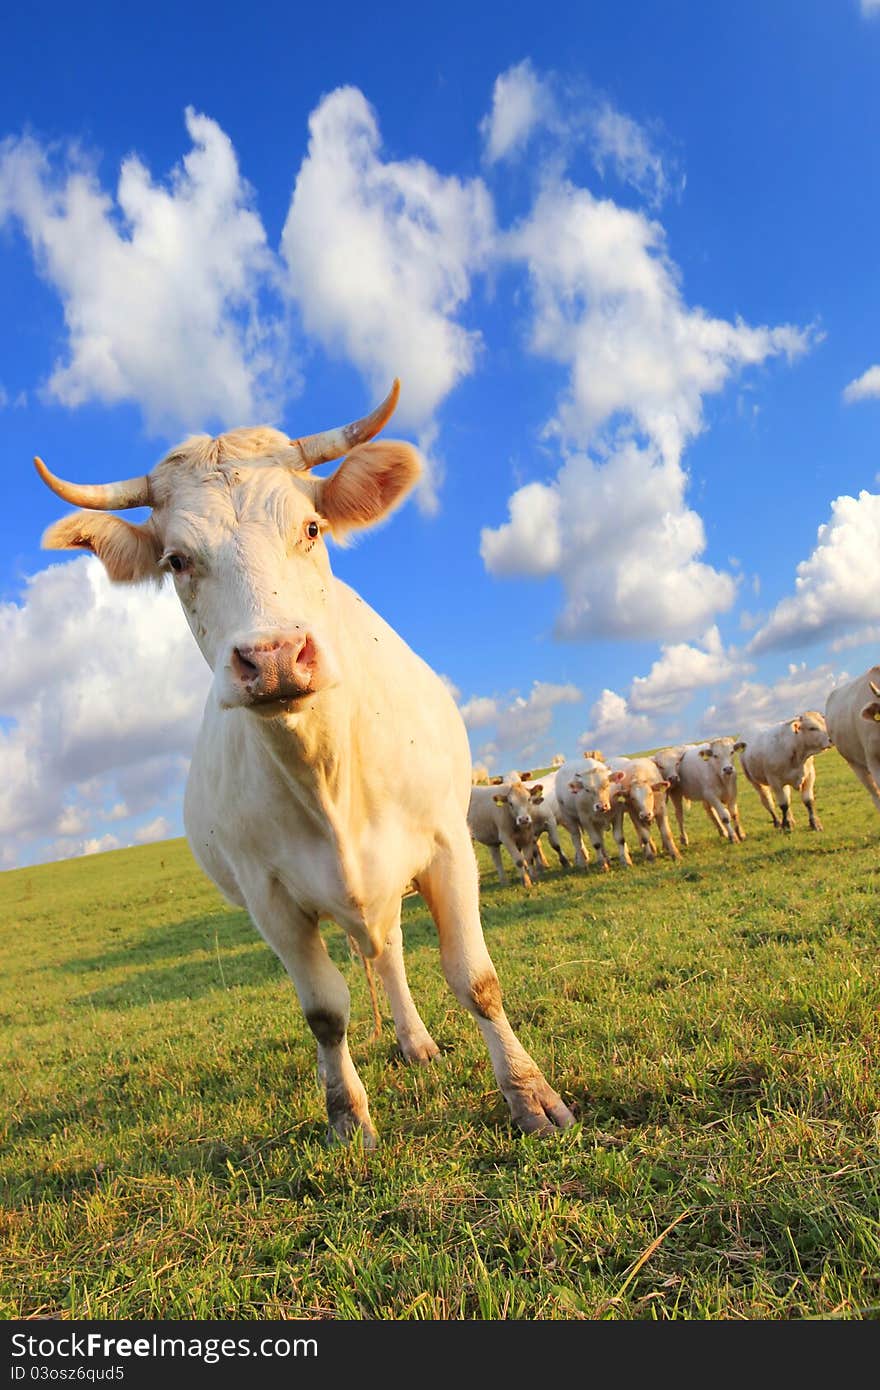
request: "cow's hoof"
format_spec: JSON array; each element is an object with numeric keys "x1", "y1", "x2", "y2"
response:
[
  {"x1": 809, "y1": 821, "x2": 823, "y2": 832},
  {"x1": 328, "y1": 1112, "x2": 379, "y2": 1149},
  {"x1": 506, "y1": 1075, "x2": 576, "y2": 1135},
  {"x1": 401, "y1": 1034, "x2": 441, "y2": 1064}
]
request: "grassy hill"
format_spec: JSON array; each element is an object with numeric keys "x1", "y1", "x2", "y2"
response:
[{"x1": 2, "y1": 747, "x2": 880, "y2": 1319}]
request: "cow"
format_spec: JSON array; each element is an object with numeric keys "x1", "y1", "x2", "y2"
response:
[
  {"x1": 506, "y1": 771, "x2": 572, "y2": 873},
  {"x1": 467, "y1": 780, "x2": 543, "y2": 887},
  {"x1": 605, "y1": 756, "x2": 682, "y2": 865},
  {"x1": 554, "y1": 756, "x2": 621, "y2": 871},
  {"x1": 651, "y1": 744, "x2": 691, "y2": 846},
  {"x1": 34, "y1": 381, "x2": 573, "y2": 1143},
  {"x1": 825, "y1": 666, "x2": 880, "y2": 817},
  {"x1": 660, "y1": 737, "x2": 746, "y2": 845},
  {"x1": 738, "y1": 711, "x2": 831, "y2": 832}
]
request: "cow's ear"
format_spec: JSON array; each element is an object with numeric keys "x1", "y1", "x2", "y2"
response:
[
  {"x1": 790, "y1": 721, "x2": 801, "y2": 733},
  {"x1": 861, "y1": 702, "x2": 880, "y2": 723},
  {"x1": 493, "y1": 793, "x2": 507, "y2": 805},
  {"x1": 610, "y1": 770, "x2": 626, "y2": 783},
  {"x1": 568, "y1": 780, "x2": 582, "y2": 793},
  {"x1": 652, "y1": 780, "x2": 670, "y2": 792},
  {"x1": 529, "y1": 784, "x2": 544, "y2": 799},
  {"x1": 316, "y1": 441, "x2": 422, "y2": 539},
  {"x1": 699, "y1": 747, "x2": 712, "y2": 760},
  {"x1": 733, "y1": 740, "x2": 746, "y2": 752},
  {"x1": 42, "y1": 512, "x2": 162, "y2": 584}
]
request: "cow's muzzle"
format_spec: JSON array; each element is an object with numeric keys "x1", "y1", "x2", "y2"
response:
[{"x1": 225, "y1": 631, "x2": 322, "y2": 708}]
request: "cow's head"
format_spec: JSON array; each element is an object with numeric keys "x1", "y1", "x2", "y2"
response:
[
  {"x1": 569, "y1": 758, "x2": 617, "y2": 816},
  {"x1": 493, "y1": 780, "x2": 537, "y2": 830},
  {"x1": 35, "y1": 382, "x2": 421, "y2": 716},
  {"x1": 792, "y1": 710, "x2": 832, "y2": 751},
  {"x1": 699, "y1": 736, "x2": 746, "y2": 778},
  {"x1": 619, "y1": 767, "x2": 670, "y2": 826}
]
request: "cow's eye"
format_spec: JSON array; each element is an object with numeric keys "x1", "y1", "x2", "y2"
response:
[
  {"x1": 306, "y1": 521, "x2": 320, "y2": 540},
  {"x1": 163, "y1": 553, "x2": 190, "y2": 575}
]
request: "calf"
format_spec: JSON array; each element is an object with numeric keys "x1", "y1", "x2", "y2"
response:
[
  {"x1": 554, "y1": 756, "x2": 621, "y2": 871},
  {"x1": 606, "y1": 756, "x2": 682, "y2": 864},
  {"x1": 467, "y1": 781, "x2": 542, "y2": 887},
  {"x1": 507, "y1": 771, "x2": 572, "y2": 874},
  {"x1": 826, "y1": 667, "x2": 880, "y2": 816},
  {"x1": 662, "y1": 737, "x2": 746, "y2": 845},
  {"x1": 738, "y1": 711, "x2": 831, "y2": 831}
]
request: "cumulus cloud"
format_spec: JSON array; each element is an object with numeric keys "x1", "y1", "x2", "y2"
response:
[
  {"x1": 629, "y1": 626, "x2": 745, "y2": 712},
  {"x1": 479, "y1": 61, "x2": 680, "y2": 207},
  {"x1": 82, "y1": 834, "x2": 122, "y2": 857},
  {"x1": 0, "y1": 557, "x2": 210, "y2": 866},
  {"x1": 480, "y1": 59, "x2": 557, "y2": 163},
  {"x1": 481, "y1": 175, "x2": 813, "y2": 640},
  {"x1": 750, "y1": 491, "x2": 880, "y2": 652},
  {"x1": 0, "y1": 108, "x2": 289, "y2": 433},
  {"x1": 465, "y1": 680, "x2": 582, "y2": 765},
  {"x1": 843, "y1": 365, "x2": 880, "y2": 403},
  {"x1": 281, "y1": 86, "x2": 494, "y2": 511},
  {"x1": 860, "y1": 0, "x2": 880, "y2": 16},
  {"x1": 133, "y1": 815, "x2": 172, "y2": 844},
  {"x1": 578, "y1": 688, "x2": 654, "y2": 753},
  {"x1": 700, "y1": 661, "x2": 846, "y2": 735}
]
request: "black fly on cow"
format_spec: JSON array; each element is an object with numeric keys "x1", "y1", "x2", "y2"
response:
[{"x1": 34, "y1": 380, "x2": 574, "y2": 1145}]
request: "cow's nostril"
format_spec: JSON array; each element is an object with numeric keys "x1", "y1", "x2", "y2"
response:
[{"x1": 232, "y1": 647, "x2": 260, "y2": 682}]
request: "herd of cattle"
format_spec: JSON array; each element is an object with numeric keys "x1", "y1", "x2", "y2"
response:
[
  {"x1": 30, "y1": 384, "x2": 880, "y2": 1144},
  {"x1": 468, "y1": 674, "x2": 880, "y2": 889}
]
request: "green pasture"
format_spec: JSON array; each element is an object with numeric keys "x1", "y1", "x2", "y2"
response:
[{"x1": 2, "y1": 747, "x2": 880, "y2": 1319}]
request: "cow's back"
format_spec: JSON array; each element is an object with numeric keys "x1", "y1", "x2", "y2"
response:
[{"x1": 826, "y1": 668, "x2": 880, "y2": 768}]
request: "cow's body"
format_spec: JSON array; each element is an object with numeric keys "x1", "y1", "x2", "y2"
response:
[
  {"x1": 467, "y1": 780, "x2": 540, "y2": 887},
  {"x1": 826, "y1": 666, "x2": 880, "y2": 815},
  {"x1": 738, "y1": 711, "x2": 831, "y2": 831},
  {"x1": 554, "y1": 757, "x2": 617, "y2": 871},
  {"x1": 605, "y1": 756, "x2": 681, "y2": 865},
  {"x1": 660, "y1": 737, "x2": 746, "y2": 845},
  {"x1": 36, "y1": 385, "x2": 573, "y2": 1143}
]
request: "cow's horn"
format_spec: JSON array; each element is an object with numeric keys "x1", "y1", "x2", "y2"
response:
[
  {"x1": 33, "y1": 456, "x2": 152, "y2": 511},
  {"x1": 288, "y1": 379, "x2": 400, "y2": 471},
  {"x1": 870, "y1": 679, "x2": 880, "y2": 698}
]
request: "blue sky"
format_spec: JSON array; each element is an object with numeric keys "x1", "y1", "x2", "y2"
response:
[{"x1": 3, "y1": 0, "x2": 880, "y2": 867}]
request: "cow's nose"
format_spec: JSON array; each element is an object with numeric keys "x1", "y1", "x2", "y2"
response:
[
  {"x1": 516, "y1": 814, "x2": 532, "y2": 827},
  {"x1": 723, "y1": 765, "x2": 734, "y2": 775},
  {"x1": 640, "y1": 811, "x2": 652, "y2": 824},
  {"x1": 230, "y1": 633, "x2": 318, "y2": 703}
]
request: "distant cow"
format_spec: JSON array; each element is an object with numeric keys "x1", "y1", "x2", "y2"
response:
[
  {"x1": 35, "y1": 381, "x2": 572, "y2": 1141},
  {"x1": 554, "y1": 756, "x2": 621, "y2": 871},
  {"x1": 738, "y1": 711, "x2": 831, "y2": 831},
  {"x1": 826, "y1": 666, "x2": 880, "y2": 817},
  {"x1": 605, "y1": 756, "x2": 682, "y2": 864},
  {"x1": 660, "y1": 737, "x2": 746, "y2": 845},
  {"x1": 508, "y1": 772, "x2": 572, "y2": 873},
  {"x1": 467, "y1": 780, "x2": 544, "y2": 888}
]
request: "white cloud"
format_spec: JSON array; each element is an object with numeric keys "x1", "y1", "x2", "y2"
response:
[
  {"x1": 133, "y1": 815, "x2": 172, "y2": 844},
  {"x1": 480, "y1": 59, "x2": 556, "y2": 163},
  {"x1": 82, "y1": 834, "x2": 122, "y2": 857},
  {"x1": 281, "y1": 86, "x2": 494, "y2": 511},
  {"x1": 578, "y1": 688, "x2": 654, "y2": 753},
  {"x1": 700, "y1": 661, "x2": 846, "y2": 734},
  {"x1": 0, "y1": 109, "x2": 289, "y2": 434},
  {"x1": 465, "y1": 680, "x2": 582, "y2": 764},
  {"x1": 750, "y1": 491, "x2": 880, "y2": 652},
  {"x1": 589, "y1": 103, "x2": 680, "y2": 208},
  {"x1": 481, "y1": 176, "x2": 813, "y2": 641},
  {"x1": 843, "y1": 365, "x2": 880, "y2": 403},
  {"x1": 860, "y1": 0, "x2": 880, "y2": 16},
  {"x1": 629, "y1": 626, "x2": 745, "y2": 712},
  {"x1": 0, "y1": 557, "x2": 210, "y2": 866},
  {"x1": 829, "y1": 624, "x2": 880, "y2": 653}
]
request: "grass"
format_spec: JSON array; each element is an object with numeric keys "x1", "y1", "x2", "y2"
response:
[{"x1": 2, "y1": 748, "x2": 880, "y2": 1320}]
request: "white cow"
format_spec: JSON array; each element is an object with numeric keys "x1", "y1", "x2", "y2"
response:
[
  {"x1": 467, "y1": 780, "x2": 543, "y2": 888},
  {"x1": 826, "y1": 666, "x2": 880, "y2": 816},
  {"x1": 35, "y1": 382, "x2": 573, "y2": 1143},
  {"x1": 738, "y1": 711, "x2": 831, "y2": 831},
  {"x1": 663, "y1": 737, "x2": 746, "y2": 845},
  {"x1": 554, "y1": 756, "x2": 621, "y2": 871},
  {"x1": 605, "y1": 756, "x2": 682, "y2": 865},
  {"x1": 507, "y1": 771, "x2": 572, "y2": 874}
]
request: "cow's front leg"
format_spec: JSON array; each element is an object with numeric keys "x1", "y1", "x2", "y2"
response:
[
  {"x1": 374, "y1": 916, "x2": 440, "y2": 1064},
  {"x1": 242, "y1": 876, "x2": 376, "y2": 1147},
  {"x1": 498, "y1": 828, "x2": 533, "y2": 888},
  {"x1": 416, "y1": 827, "x2": 574, "y2": 1135},
  {"x1": 487, "y1": 843, "x2": 509, "y2": 886},
  {"x1": 547, "y1": 822, "x2": 572, "y2": 869},
  {"x1": 800, "y1": 762, "x2": 822, "y2": 831},
  {"x1": 704, "y1": 800, "x2": 733, "y2": 841},
  {"x1": 558, "y1": 812, "x2": 590, "y2": 869},
  {"x1": 752, "y1": 780, "x2": 781, "y2": 828},
  {"x1": 656, "y1": 803, "x2": 682, "y2": 862},
  {"x1": 611, "y1": 806, "x2": 633, "y2": 866},
  {"x1": 669, "y1": 788, "x2": 689, "y2": 847},
  {"x1": 778, "y1": 784, "x2": 794, "y2": 832}
]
